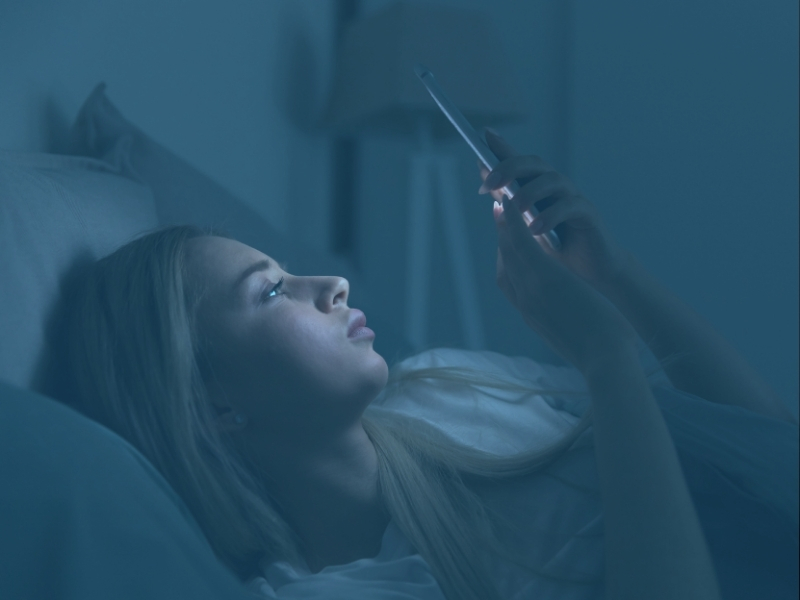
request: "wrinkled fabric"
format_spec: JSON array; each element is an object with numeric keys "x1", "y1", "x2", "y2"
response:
[
  {"x1": 0, "y1": 381, "x2": 253, "y2": 600},
  {"x1": 249, "y1": 348, "x2": 799, "y2": 600},
  {"x1": 247, "y1": 520, "x2": 446, "y2": 599}
]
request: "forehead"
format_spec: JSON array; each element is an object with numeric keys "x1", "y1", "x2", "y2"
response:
[{"x1": 185, "y1": 236, "x2": 272, "y2": 294}]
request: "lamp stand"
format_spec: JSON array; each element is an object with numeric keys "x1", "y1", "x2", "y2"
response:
[{"x1": 405, "y1": 119, "x2": 485, "y2": 352}]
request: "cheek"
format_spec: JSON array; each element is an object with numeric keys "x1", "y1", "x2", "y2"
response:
[
  {"x1": 207, "y1": 308, "x2": 386, "y2": 423},
  {"x1": 259, "y1": 313, "x2": 386, "y2": 402},
  {"x1": 274, "y1": 316, "x2": 357, "y2": 385}
]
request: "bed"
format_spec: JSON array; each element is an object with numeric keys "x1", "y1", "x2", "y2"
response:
[{"x1": 1, "y1": 85, "x2": 797, "y2": 600}]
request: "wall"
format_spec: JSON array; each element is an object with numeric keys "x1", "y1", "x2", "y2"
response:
[
  {"x1": 0, "y1": 0, "x2": 336, "y2": 242},
  {"x1": 570, "y1": 0, "x2": 799, "y2": 415}
]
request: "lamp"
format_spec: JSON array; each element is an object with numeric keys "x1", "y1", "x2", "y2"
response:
[{"x1": 323, "y1": 1, "x2": 527, "y2": 351}]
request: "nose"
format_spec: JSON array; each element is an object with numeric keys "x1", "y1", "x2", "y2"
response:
[{"x1": 315, "y1": 276, "x2": 349, "y2": 311}]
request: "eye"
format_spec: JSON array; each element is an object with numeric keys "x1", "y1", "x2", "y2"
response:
[{"x1": 260, "y1": 277, "x2": 285, "y2": 303}]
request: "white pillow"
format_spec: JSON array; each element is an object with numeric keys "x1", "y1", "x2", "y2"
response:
[
  {"x1": 0, "y1": 379, "x2": 253, "y2": 600},
  {"x1": 0, "y1": 150, "x2": 159, "y2": 392}
]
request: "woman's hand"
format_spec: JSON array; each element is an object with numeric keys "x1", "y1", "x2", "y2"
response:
[
  {"x1": 478, "y1": 130, "x2": 631, "y2": 295},
  {"x1": 493, "y1": 192, "x2": 637, "y2": 374}
]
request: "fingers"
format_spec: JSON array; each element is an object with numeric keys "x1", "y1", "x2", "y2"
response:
[
  {"x1": 494, "y1": 201, "x2": 527, "y2": 294},
  {"x1": 495, "y1": 197, "x2": 549, "y2": 288},
  {"x1": 476, "y1": 130, "x2": 556, "y2": 197},
  {"x1": 511, "y1": 170, "x2": 578, "y2": 212},
  {"x1": 484, "y1": 129, "x2": 519, "y2": 161},
  {"x1": 494, "y1": 240, "x2": 519, "y2": 310},
  {"x1": 479, "y1": 161, "x2": 508, "y2": 203},
  {"x1": 529, "y1": 195, "x2": 593, "y2": 235},
  {"x1": 501, "y1": 198, "x2": 539, "y2": 255},
  {"x1": 479, "y1": 151, "x2": 592, "y2": 240},
  {"x1": 478, "y1": 155, "x2": 553, "y2": 195}
]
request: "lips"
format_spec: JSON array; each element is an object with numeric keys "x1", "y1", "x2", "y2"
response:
[{"x1": 347, "y1": 309, "x2": 367, "y2": 337}]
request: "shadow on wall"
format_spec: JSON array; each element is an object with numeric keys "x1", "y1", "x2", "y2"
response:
[
  {"x1": 273, "y1": 3, "x2": 325, "y2": 134},
  {"x1": 44, "y1": 94, "x2": 73, "y2": 154},
  {"x1": 33, "y1": 253, "x2": 95, "y2": 407}
]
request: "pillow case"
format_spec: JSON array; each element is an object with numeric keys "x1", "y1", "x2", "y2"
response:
[
  {"x1": 0, "y1": 150, "x2": 159, "y2": 393},
  {"x1": 0, "y1": 379, "x2": 253, "y2": 600}
]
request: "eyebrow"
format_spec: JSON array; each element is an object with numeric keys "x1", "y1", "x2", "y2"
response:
[{"x1": 232, "y1": 259, "x2": 273, "y2": 291}]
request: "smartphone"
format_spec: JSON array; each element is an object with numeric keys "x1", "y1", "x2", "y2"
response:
[{"x1": 414, "y1": 63, "x2": 562, "y2": 252}]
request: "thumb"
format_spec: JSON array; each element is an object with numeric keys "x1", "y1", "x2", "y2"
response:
[
  {"x1": 495, "y1": 199, "x2": 547, "y2": 293},
  {"x1": 497, "y1": 198, "x2": 547, "y2": 264}
]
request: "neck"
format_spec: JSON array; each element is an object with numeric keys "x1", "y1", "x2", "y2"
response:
[{"x1": 242, "y1": 420, "x2": 390, "y2": 573}]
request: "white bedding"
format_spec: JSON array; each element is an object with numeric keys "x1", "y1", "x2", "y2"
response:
[{"x1": 245, "y1": 347, "x2": 799, "y2": 599}]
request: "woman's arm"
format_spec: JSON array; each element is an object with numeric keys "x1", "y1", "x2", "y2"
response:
[
  {"x1": 583, "y1": 344, "x2": 721, "y2": 600},
  {"x1": 492, "y1": 197, "x2": 721, "y2": 600},
  {"x1": 478, "y1": 130, "x2": 797, "y2": 426},
  {"x1": 598, "y1": 250, "x2": 798, "y2": 425}
]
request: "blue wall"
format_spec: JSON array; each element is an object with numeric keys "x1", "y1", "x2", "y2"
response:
[
  {"x1": 0, "y1": 0, "x2": 336, "y2": 240},
  {"x1": 570, "y1": 0, "x2": 799, "y2": 415}
]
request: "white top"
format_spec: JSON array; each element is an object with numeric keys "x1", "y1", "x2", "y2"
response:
[
  {"x1": 247, "y1": 520, "x2": 444, "y2": 599},
  {"x1": 246, "y1": 347, "x2": 799, "y2": 599}
]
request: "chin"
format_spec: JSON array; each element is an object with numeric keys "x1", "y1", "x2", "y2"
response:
[{"x1": 363, "y1": 356, "x2": 390, "y2": 399}]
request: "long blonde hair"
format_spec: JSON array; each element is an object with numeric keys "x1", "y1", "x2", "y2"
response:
[{"x1": 63, "y1": 225, "x2": 650, "y2": 599}]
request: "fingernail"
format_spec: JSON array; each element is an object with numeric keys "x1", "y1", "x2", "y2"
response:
[{"x1": 492, "y1": 200, "x2": 504, "y2": 224}]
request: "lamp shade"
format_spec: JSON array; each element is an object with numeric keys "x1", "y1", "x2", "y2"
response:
[{"x1": 322, "y1": 1, "x2": 527, "y2": 138}]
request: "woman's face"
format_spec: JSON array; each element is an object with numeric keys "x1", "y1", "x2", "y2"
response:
[{"x1": 185, "y1": 236, "x2": 388, "y2": 438}]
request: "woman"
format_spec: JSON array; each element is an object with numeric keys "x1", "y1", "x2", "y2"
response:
[{"x1": 65, "y1": 131, "x2": 797, "y2": 600}]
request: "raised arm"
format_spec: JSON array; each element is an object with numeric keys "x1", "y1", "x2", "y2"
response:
[
  {"x1": 583, "y1": 345, "x2": 721, "y2": 600},
  {"x1": 596, "y1": 250, "x2": 798, "y2": 424},
  {"x1": 492, "y1": 196, "x2": 721, "y2": 600},
  {"x1": 479, "y1": 130, "x2": 797, "y2": 426}
]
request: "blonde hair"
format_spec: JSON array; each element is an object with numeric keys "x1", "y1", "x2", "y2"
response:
[{"x1": 63, "y1": 225, "x2": 661, "y2": 599}]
